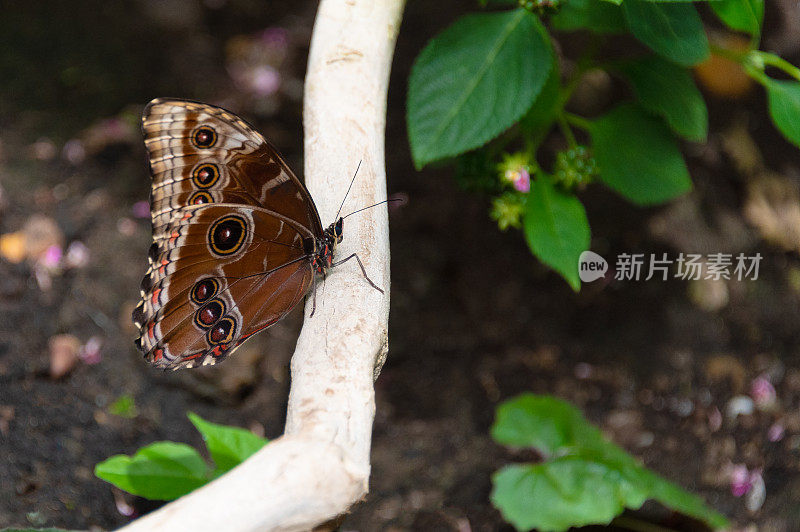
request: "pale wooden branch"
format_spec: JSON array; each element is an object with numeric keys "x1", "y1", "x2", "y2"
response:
[{"x1": 118, "y1": 0, "x2": 403, "y2": 530}]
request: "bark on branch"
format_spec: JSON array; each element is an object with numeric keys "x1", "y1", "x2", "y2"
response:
[{"x1": 119, "y1": 0, "x2": 403, "y2": 529}]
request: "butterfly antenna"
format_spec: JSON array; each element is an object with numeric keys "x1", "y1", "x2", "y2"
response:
[
  {"x1": 335, "y1": 160, "x2": 362, "y2": 221},
  {"x1": 342, "y1": 198, "x2": 404, "y2": 220}
]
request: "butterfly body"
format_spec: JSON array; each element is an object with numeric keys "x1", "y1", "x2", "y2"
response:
[
  {"x1": 132, "y1": 98, "x2": 353, "y2": 370},
  {"x1": 311, "y1": 218, "x2": 343, "y2": 274}
]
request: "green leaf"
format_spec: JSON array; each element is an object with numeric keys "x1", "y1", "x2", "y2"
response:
[
  {"x1": 188, "y1": 412, "x2": 268, "y2": 476},
  {"x1": 765, "y1": 79, "x2": 800, "y2": 149},
  {"x1": 491, "y1": 393, "x2": 601, "y2": 456},
  {"x1": 590, "y1": 104, "x2": 692, "y2": 205},
  {"x1": 523, "y1": 178, "x2": 590, "y2": 291},
  {"x1": 94, "y1": 442, "x2": 210, "y2": 500},
  {"x1": 407, "y1": 9, "x2": 553, "y2": 168},
  {"x1": 550, "y1": 0, "x2": 627, "y2": 34},
  {"x1": 710, "y1": 0, "x2": 764, "y2": 36},
  {"x1": 490, "y1": 394, "x2": 730, "y2": 532},
  {"x1": 621, "y1": 56, "x2": 708, "y2": 142},
  {"x1": 622, "y1": 0, "x2": 710, "y2": 67},
  {"x1": 492, "y1": 460, "x2": 649, "y2": 532}
]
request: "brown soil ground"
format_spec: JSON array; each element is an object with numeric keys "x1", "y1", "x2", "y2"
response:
[{"x1": 1, "y1": 1, "x2": 799, "y2": 531}]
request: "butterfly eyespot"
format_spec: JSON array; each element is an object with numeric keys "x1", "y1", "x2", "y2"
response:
[
  {"x1": 191, "y1": 278, "x2": 219, "y2": 304},
  {"x1": 208, "y1": 215, "x2": 247, "y2": 256},
  {"x1": 194, "y1": 299, "x2": 225, "y2": 328},
  {"x1": 192, "y1": 126, "x2": 217, "y2": 148},
  {"x1": 189, "y1": 191, "x2": 214, "y2": 205},
  {"x1": 208, "y1": 316, "x2": 236, "y2": 345},
  {"x1": 191, "y1": 163, "x2": 220, "y2": 188}
]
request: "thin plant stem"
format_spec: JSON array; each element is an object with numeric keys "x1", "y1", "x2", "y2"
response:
[
  {"x1": 709, "y1": 43, "x2": 747, "y2": 63},
  {"x1": 745, "y1": 64, "x2": 771, "y2": 87},
  {"x1": 751, "y1": 51, "x2": 800, "y2": 82},
  {"x1": 536, "y1": 34, "x2": 604, "y2": 154},
  {"x1": 564, "y1": 112, "x2": 592, "y2": 131},
  {"x1": 709, "y1": 43, "x2": 800, "y2": 84},
  {"x1": 557, "y1": 113, "x2": 577, "y2": 147}
]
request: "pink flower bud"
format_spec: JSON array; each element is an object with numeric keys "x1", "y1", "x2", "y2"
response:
[
  {"x1": 750, "y1": 375, "x2": 777, "y2": 408},
  {"x1": 514, "y1": 168, "x2": 530, "y2": 193}
]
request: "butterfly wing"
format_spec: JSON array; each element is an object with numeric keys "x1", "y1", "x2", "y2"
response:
[
  {"x1": 134, "y1": 98, "x2": 323, "y2": 369},
  {"x1": 142, "y1": 98, "x2": 323, "y2": 239},
  {"x1": 133, "y1": 204, "x2": 314, "y2": 369}
]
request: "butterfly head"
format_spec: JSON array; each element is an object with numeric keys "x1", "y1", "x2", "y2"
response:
[
  {"x1": 313, "y1": 218, "x2": 344, "y2": 274},
  {"x1": 322, "y1": 218, "x2": 343, "y2": 245},
  {"x1": 332, "y1": 217, "x2": 344, "y2": 243}
]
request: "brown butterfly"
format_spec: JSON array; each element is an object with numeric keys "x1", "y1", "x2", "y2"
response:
[{"x1": 132, "y1": 98, "x2": 381, "y2": 370}]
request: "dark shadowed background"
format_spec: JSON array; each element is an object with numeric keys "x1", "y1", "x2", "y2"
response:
[{"x1": 1, "y1": 1, "x2": 799, "y2": 530}]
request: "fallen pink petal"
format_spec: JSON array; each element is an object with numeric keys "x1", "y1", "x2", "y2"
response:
[
  {"x1": 768, "y1": 422, "x2": 785, "y2": 442},
  {"x1": 64, "y1": 241, "x2": 90, "y2": 269},
  {"x1": 62, "y1": 139, "x2": 86, "y2": 165},
  {"x1": 40, "y1": 244, "x2": 62, "y2": 269},
  {"x1": 249, "y1": 66, "x2": 281, "y2": 96},
  {"x1": 80, "y1": 336, "x2": 103, "y2": 365},
  {"x1": 750, "y1": 375, "x2": 777, "y2": 408},
  {"x1": 708, "y1": 406, "x2": 723, "y2": 432},
  {"x1": 131, "y1": 201, "x2": 150, "y2": 219},
  {"x1": 261, "y1": 27, "x2": 289, "y2": 50},
  {"x1": 730, "y1": 464, "x2": 753, "y2": 497},
  {"x1": 117, "y1": 218, "x2": 137, "y2": 236}
]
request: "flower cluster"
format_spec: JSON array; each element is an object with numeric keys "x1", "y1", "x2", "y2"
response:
[
  {"x1": 553, "y1": 146, "x2": 597, "y2": 189},
  {"x1": 517, "y1": 0, "x2": 562, "y2": 15},
  {"x1": 498, "y1": 152, "x2": 532, "y2": 193},
  {"x1": 489, "y1": 152, "x2": 534, "y2": 231},
  {"x1": 491, "y1": 193, "x2": 525, "y2": 231}
]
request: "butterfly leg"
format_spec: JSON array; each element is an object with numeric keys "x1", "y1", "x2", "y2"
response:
[
  {"x1": 330, "y1": 253, "x2": 384, "y2": 294},
  {"x1": 309, "y1": 278, "x2": 318, "y2": 317}
]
